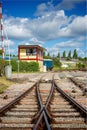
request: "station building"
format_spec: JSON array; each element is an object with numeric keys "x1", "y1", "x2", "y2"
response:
[{"x1": 18, "y1": 45, "x2": 46, "y2": 72}]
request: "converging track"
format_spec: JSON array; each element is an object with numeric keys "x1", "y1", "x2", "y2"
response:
[
  {"x1": 0, "y1": 73, "x2": 87, "y2": 130},
  {"x1": 0, "y1": 83, "x2": 39, "y2": 130},
  {"x1": 49, "y1": 81, "x2": 87, "y2": 130}
]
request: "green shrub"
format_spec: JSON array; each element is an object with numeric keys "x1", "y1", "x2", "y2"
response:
[
  {"x1": 76, "y1": 62, "x2": 86, "y2": 69},
  {"x1": 11, "y1": 60, "x2": 18, "y2": 71},
  {"x1": 12, "y1": 60, "x2": 39, "y2": 72},
  {"x1": 0, "y1": 59, "x2": 40, "y2": 72},
  {"x1": 19, "y1": 61, "x2": 39, "y2": 72},
  {"x1": 0, "y1": 60, "x2": 39, "y2": 72},
  {"x1": 52, "y1": 58, "x2": 62, "y2": 68}
]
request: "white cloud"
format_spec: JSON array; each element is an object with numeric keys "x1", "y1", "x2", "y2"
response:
[
  {"x1": 55, "y1": 40, "x2": 83, "y2": 48},
  {"x1": 46, "y1": 46, "x2": 60, "y2": 56},
  {"x1": 35, "y1": 0, "x2": 85, "y2": 17},
  {"x1": 35, "y1": 2, "x2": 54, "y2": 16},
  {"x1": 56, "y1": 0, "x2": 86, "y2": 10},
  {"x1": 29, "y1": 37, "x2": 44, "y2": 44},
  {"x1": 24, "y1": 43, "x2": 30, "y2": 45},
  {"x1": 76, "y1": 48, "x2": 86, "y2": 57},
  {"x1": 4, "y1": 39, "x2": 14, "y2": 47},
  {"x1": 2, "y1": 8, "x2": 86, "y2": 57},
  {"x1": 0, "y1": 39, "x2": 14, "y2": 48},
  {"x1": 3, "y1": 17, "x2": 32, "y2": 40},
  {"x1": 46, "y1": 40, "x2": 86, "y2": 57},
  {"x1": 3, "y1": 10, "x2": 66, "y2": 41},
  {"x1": 67, "y1": 16, "x2": 87, "y2": 36},
  {"x1": 3, "y1": 12, "x2": 87, "y2": 43},
  {"x1": 3, "y1": 39, "x2": 15, "y2": 54},
  {"x1": 6, "y1": 48, "x2": 16, "y2": 55}
]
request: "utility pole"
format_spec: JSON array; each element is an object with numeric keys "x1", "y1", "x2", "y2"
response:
[{"x1": 0, "y1": 2, "x2": 5, "y2": 60}]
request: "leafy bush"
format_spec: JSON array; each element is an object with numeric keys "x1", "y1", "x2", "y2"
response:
[
  {"x1": 19, "y1": 61, "x2": 39, "y2": 72},
  {"x1": 0, "y1": 60, "x2": 39, "y2": 72},
  {"x1": 11, "y1": 60, "x2": 18, "y2": 71},
  {"x1": 52, "y1": 58, "x2": 62, "y2": 68},
  {"x1": 76, "y1": 62, "x2": 86, "y2": 69}
]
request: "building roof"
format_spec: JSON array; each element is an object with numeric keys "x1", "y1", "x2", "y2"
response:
[
  {"x1": 44, "y1": 59, "x2": 53, "y2": 61},
  {"x1": 18, "y1": 45, "x2": 46, "y2": 51}
]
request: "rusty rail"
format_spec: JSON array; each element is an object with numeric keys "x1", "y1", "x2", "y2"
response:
[
  {"x1": 0, "y1": 83, "x2": 36, "y2": 115},
  {"x1": 1, "y1": 76, "x2": 86, "y2": 130},
  {"x1": 54, "y1": 80, "x2": 87, "y2": 119},
  {"x1": 45, "y1": 80, "x2": 54, "y2": 109},
  {"x1": 33, "y1": 80, "x2": 51, "y2": 130}
]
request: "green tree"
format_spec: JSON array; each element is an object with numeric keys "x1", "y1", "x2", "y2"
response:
[
  {"x1": 57, "y1": 52, "x2": 60, "y2": 59},
  {"x1": 52, "y1": 57, "x2": 62, "y2": 67},
  {"x1": 73, "y1": 49, "x2": 78, "y2": 59},
  {"x1": 43, "y1": 51, "x2": 46, "y2": 58},
  {"x1": 47, "y1": 52, "x2": 50, "y2": 58},
  {"x1": 67, "y1": 50, "x2": 72, "y2": 60},
  {"x1": 52, "y1": 54, "x2": 55, "y2": 58},
  {"x1": 63, "y1": 51, "x2": 66, "y2": 58}
]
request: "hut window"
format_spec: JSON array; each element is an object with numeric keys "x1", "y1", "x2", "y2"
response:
[
  {"x1": 38, "y1": 50, "x2": 42, "y2": 56},
  {"x1": 26, "y1": 48, "x2": 30, "y2": 55},
  {"x1": 26, "y1": 48, "x2": 36, "y2": 55},
  {"x1": 33, "y1": 48, "x2": 36, "y2": 55}
]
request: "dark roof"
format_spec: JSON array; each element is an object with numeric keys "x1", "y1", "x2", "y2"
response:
[{"x1": 18, "y1": 45, "x2": 46, "y2": 51}]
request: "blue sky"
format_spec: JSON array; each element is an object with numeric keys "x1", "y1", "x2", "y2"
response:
[{"x1": 0, "y1": 0, "x2": 87, "y2": 57}]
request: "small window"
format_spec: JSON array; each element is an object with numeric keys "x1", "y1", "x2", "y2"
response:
[
  {"x1": 26, "y1": 48, "x2": 31, "y2": 55},
  {"x1": 33, "y1": 48, "x2": 36, "y2": 55},
  {"x1": 26, "y1": 48, "x2": 36, "y2": 55},
  {"x1": 38, "y1": 50, "x2": 42, "y2": 56}
]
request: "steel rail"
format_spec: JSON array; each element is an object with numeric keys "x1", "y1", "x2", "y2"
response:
[
  {"x1": 33, "y1": 110, "x2": 44, "y2": 130},
  {"x1": 33, "y1": 80, "x2": 51, "y2": 130},
  {"x1": 45, "y1": 78, "x2": 54, "y2": 109},
  {"x1": 0, "y1": 82, "x2": 36, "y2": 115},
  {"x1": 69, "y1": 77, "x2": 87, "y2": 94},
  {"x1": 44, "y1": 80, "x2": 55, "y2": 124},
  {"x1": 36, "y1": 81, "x2": 43, "y2": 110},
  {"x1": 43, "y1": 110, "x2": 51, "y2": 130},
  {"x1": 32, "y1": 81, "x2": 44, "y2": 123},
  {"x1": 33, "y1": 110, "x2": 51, "y2": 130},
  {"x1": 54, "y1": 80, "x2": 87, "y2": 118}
]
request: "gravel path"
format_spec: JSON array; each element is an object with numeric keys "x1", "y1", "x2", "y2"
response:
[
  {"x1": 54, "y1": 71, "x2": 87, "y2": 108},
  {"x1": 0, "y1": 71, "x2": 86, "y2": 108},
  {"x1": 0, "y1": 73, "x2": 44, "y2": 108}
]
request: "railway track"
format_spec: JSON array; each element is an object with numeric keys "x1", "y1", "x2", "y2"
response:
[
  {"x1": 0, "y1": 83, "x2": 39, "y2": 130},
  {"x1": 69, "y1": 77, "x2": 87, "y2": 95},
  {"x1": 0, "y1": 74, "x2": 87, "y2": 130},
  {"x1": 54, "y1": 73, "x2": 87, "y2": 109},
  {"x1": 50, "y1": 81, "x2": 87, "y2": 130}
]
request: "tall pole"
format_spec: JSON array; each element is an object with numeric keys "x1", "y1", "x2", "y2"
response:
[{"x1": 0, "y1": 2, "x2": 5, "y2": 60}]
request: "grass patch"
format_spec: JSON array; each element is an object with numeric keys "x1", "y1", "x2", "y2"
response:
[
  {"x1": 0, "y1": 77, "x2": 14, "y2": 94},
  {"x1": 0, "y1": 84, "x2": 8, "y2": 94}
]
